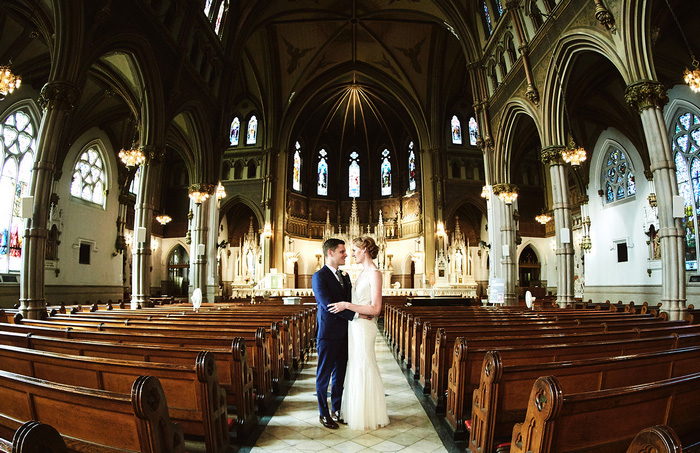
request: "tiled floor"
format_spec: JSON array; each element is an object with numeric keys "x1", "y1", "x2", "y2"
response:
[{"x1": 241, "y1": 332, "x2": 456, "y2": 453}]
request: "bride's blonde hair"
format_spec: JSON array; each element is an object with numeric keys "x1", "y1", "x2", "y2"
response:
[{"x1": 353, "y1": 236, "x2": 379, "y2": 259}]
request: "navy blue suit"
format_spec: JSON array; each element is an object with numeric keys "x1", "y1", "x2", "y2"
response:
[{"x1": 313, "y1": 265, "x2": 354, "y2": 417}]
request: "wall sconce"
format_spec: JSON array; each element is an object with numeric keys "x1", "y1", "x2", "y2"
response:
[
  {"x1": 481, "y1": 185, "x2": 490, "y2": 200},
  {"x1": 386, "y1": 248, "x2": 394, "y2": 268},
  {"x1": 411, "y1": 250, "x2": 424, "y2": 262},
  {"x1": 125, "y1": 232, "x2": 133, "y2": 247},
  {"x1": 151, "y1": 237, "x2": 159, "y2": 251},
  {"x1": 315, "y1": 248, "x2": 323, "y2": 270},
  {"x1": 262, "y1": 223, "x2": 272, "y2": 238},
  {"x1": 216, "y1": 182, "x2": 226, "y2": 200},
  {"x1": 436, "y1": 222, "x2": 446, "y2": 237}
]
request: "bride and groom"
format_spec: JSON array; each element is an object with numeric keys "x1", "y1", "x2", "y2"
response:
[{"x1": 312, "y1": 236, "x2": 389, "y2": 431}]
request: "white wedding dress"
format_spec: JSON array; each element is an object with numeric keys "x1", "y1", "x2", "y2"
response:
[{"x1": 340, "y1": 269, "x2": 389, "y2": 430}]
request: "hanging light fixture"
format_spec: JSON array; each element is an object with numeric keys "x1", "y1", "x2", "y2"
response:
[
  {"x1": 535, "y1": 212, "x2": 552, "y2": 224},
  {"x1": 188, "y1": 183, "x2": 214, "y2": 204},
  {"x1": 436, "y1": 221, "x2": 446, "y2": 237},
  {"x1": 0, "y1": 63, "x2": 21, "y2": 97},
  {"x1": 493, "y1": 183, "x2": 519, "y2": 205},
  {"x1": 155, "y1": 215, "x2": 172, "y2": 225},
  {"x1": 663, "y1": 0, "x2": 700, "y2": 92},
  {"x1": 262, "y1": 223, "x2": 273, "y2": 238},
  {"x1": 119, "y1": 118, "x2": 145, "y2": 167}
]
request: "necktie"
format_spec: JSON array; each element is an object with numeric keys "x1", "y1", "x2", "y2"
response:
[{"x1": 336, "y1": 269, "x2": 345, "y2": 288}]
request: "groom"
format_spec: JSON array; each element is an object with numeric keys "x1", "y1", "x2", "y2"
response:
[{"x1": 313, "y1": 238, "x2": 355, "y2": 429}]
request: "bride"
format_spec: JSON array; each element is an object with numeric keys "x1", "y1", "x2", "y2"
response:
[{"x1": 328, "y1": 236, "x2": 389, "y2": 431}]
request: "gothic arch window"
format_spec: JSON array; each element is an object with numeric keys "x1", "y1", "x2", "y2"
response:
[
  {"x1": 71, "y1": 144, "x2": 107, "y2": 207},
  {"x1": 0, "y1": 108, "x2": 37, "y2": 272},
  {"x1": 230, "y1": 117, "x2": 240, "y2": 146},
  {"x1": 246, "y1": 115, "x2": 258, "y2": 145},
  {"x1": 204, "y1": 0, "x2": 213, "y2": 17},
  {"x1": 488, "y1": 60, "x2": 499, "y2": 91},
  {"x1": 381, "y1": 149, "x2": 392, "y2": 196},
  {"x1": 529, "y1": 0, "x2": 544, "y2": 29},
  {"x1": 497, "y1": 48, "x2": 507, "y2": 79},
  {"x1": 506, "y1": 36, "x2": 517, "y2": 66},
  {"x1": 349, "y1": 150, "x2": 360, "y2": 198},
  {"x1": 292, "y1": 141, "x2": 302, "y2": 192},
  {"x1": 468, "y1": 117, "x2": 479, "y2": 146},
  {"x1": 451, "y1": 115, "x2": 463, "y2": 145},
  {"x1": 317, "y1": 149, "x2": 328, "y2": 196},
  {"x1": 233, "y1": 161, "x2": 244, "y2": 179},
  {"x1": 129, "y1": 167, "x2": 141, "y2": 195},
  {"x1": 602, "y1": 147, "x2": 636, "y2": 204},
  {"x1": 247, "y1": 160, "x2": 257, "y2": 179},
  {"x1": 408, "y1": 141, "x2": 417, "y2": 191},
  {"x1": 494, "y1": 0, "x2": 504, "y2": 19},
  {"x1": 214, "y1": 0, "x2": 228, "y2": 36},
  {"x1": 482, "y1": 1, "x2": 493, "y2": 35},
  {"x1": 451, "y1": 160, "x2": 462, "y2": 179},
  {"x1": 672, "y1": 108, "x2": 700, "y2": 270}
]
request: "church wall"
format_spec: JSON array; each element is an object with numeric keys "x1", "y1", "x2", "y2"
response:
[
  {"x1": 44, "y1": 128, "x2": 124, "y2": 305},
  {"x1": 583, "y1": 128, "x2": 661, "y2": 302}
]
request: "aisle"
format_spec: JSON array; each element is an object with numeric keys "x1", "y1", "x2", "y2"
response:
[{"x1": 245, "y1": 333, "x2": 453, "y2": 452}]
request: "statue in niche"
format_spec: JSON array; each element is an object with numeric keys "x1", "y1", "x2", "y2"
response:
[
  {"x1": 652, "y1": 232, "x2": 661, "y2": 260},
  {"x1": 46, "y1": 225, "x2": 60, "y2": 261}
]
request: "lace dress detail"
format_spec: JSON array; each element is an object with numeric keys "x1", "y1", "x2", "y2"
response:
[{"x1": 340, "y1": 269, "x2": 389, "y2": 430}]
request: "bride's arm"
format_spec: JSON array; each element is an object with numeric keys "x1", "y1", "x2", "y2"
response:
[{"x1": 328, "y1": 271, "x2": 383, "y2": 317}]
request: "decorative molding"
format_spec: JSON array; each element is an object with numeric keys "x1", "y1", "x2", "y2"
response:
[
  {"x1": 540, "y1": 146, "x2": 565, "y2": 164},
  {"x1": 38, "y1": 81, "x2": 80, "y2": 111},
  {"x1": 492, "y1": 182, "x2": 519, "y2": 195},
  {"x1": 625, "y1": 81, "x2": 668, "y2": 112}
]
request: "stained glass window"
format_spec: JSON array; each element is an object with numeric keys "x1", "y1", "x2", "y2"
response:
[
  {"x1": 246, "y1": 115, "x2": 257, "y2": 145},
  {"x1": 71, "y1": 146, "x2": 106, "y2": 206},
  {"x1": 483, "y1": 1, "x2": 492, "y2": 34},
  {"x1": 381, "y1": 149, "x2": 392, "y2": 196},
  {"x1": 293, "y1": 141, "x2": 302, "y2": 192},
  {"x1": 349, "y1": 151, "x2": 360, "y2": 198},
  {"x1": 0, "y1": 109, "x2": 36, "y2": 272},
  {"x1": 408, "y1": 141, "x2": 416, "y2": 191},
  {"x1": 317, "y1": 149, "x2": 328, "y2": 196},
  {"x1": 672, "y1": 109, "x2": 700, "y2": 270},
  {"x1": 214, "y1": 1, "x2": 227, "y2": 35},
  {"x1": 129, "y1": 166, "x2": 141, "y2": 195},
  {"x1": 204, "y1": 0, "x2": 213, "y2": 17},
  {"x1": 230, "y1": 117, "x2": 240, "y2": 146},
  {"x1": 603, "y1": 148, "x2": 635, "y2": 204},
  {"x1": 451, "y1": 115, "x2": 462, "y2": 145},
  {"x1": 495, "y1": 0, "x2": 504, "y2": 18},
  {"x1": 468, "y1": 117, "x2": 479, "y2": 146}
]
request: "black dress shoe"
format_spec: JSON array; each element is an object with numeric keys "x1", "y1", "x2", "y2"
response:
[
  {"x1": 331, "y1": 410, "x2": 346, "y2": 425},
  {"x1": 319, "y1": 415, "x2": 339, "y2": 429}
]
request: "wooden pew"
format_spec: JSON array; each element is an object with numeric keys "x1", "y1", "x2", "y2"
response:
[
  {"x1": 509, "y1": 372, "x2": 700, "y2": 453},
  {"x1": 467, "y1": 346, "x2": 700, "y2": 453},
  {"x1": 0, "y1": 372, "x2": 184, "y2": 453},
  {"x1": 0, "y1": 421, "x2": 68, "y2": 453},
  {"x1": 0, "y1": 345, "x2": 229, "y2": 452},
  {"x1": 10, "y1": 316, "x2": 276, "y2": 409},
  {"x1": 627, "y1": 425, "x2": 682, "y2": 453},
  {"x1": 0, "y1": 323, "x2": 256, "y2": 431}
]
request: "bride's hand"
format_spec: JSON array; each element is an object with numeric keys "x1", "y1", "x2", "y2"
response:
[{"x1": 328, "y1": 302, "x2": 348, "y2": 313}]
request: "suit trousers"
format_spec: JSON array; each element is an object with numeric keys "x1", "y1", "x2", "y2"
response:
[{"x1": 316, "y1": 336, "x2": 348, "y2": 417}]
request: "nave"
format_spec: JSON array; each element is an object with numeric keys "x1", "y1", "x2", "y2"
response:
[{"x1": 240, "y1": 332, "x2": 454, "y2": 453}]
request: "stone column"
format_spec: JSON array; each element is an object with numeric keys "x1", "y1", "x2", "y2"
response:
[
  {"x1": 421, "y1": 147, "x2": 438, "y2": 283},
  {"x1": 492, "y1": 183, "x2": 519, "y2": 305},
  {"x1": 540, "y1": 146, "x2": 575, "y2": 306},
  {"x1": 130, "y1": 147, "x2": 165, "y2": 309},
  {"x1": 625, "y1": 81, "x2": 685, "y2": 318},
  {"x1": 188, "y1": 183, "x2": 214, "y2": 303},
  {"x1": 206, "y1": 193, "x2": 220, "y2": 302},
  {"x1": 20, "y1": 82, "x2": 80, "y2": 319}
]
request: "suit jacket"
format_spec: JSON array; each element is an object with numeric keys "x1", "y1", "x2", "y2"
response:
[{"x1": 313, "y1": 265, "x2": 354, "y2": 340}]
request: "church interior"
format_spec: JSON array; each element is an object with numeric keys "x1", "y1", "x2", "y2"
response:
[{"x1": 1, "y1": 0, "x2": 700, "y2": 452}]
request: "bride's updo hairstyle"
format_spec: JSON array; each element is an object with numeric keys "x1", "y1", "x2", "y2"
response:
[{"x1": 353, "y1": 236, "x2": 379, "y2": 259}]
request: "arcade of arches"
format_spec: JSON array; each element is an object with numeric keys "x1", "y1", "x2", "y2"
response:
[{"x1": 1, "y1": 0, "x2": 699, "y2": 320}]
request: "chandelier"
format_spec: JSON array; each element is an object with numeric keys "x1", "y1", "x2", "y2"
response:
[
  {"x1": 118, "y1": 147, "x2": 145, "y2": 167},
  {"x1": 216, "y1": 182, "x2": 226, "y2": 200},
  {"x1": 0, "y1": 64, "x2": 21, "y2": 97},
  {"x1": 436, "y1": 221, "x2": 446, "y2": 237},
  {"x1": 493, "y1": 183, "x2": 518, "y2": 205},
  {"x1": 262, "y1": 223, "x2": 273, "y2": 238},
  {"x1": 188, "y1": 183, "x2": 214, "y2": 204},
  {"x1": 535, "y1": 212, "x2": 552, "y2": 224},
  {"x1": 480, "y1": 185, "x2": 490, "y2": 200},
  {"x1": 662, "y1": 0, "x2": 700, "y2": 92},
  {"x1": 155, "y1": 215, "x2": 172, "y2": 225},
  {"x1": 562, "y1": 145, "x2": 587, "y2": 166}
]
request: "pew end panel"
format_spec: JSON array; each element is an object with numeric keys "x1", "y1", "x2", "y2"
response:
[{"x1": 627, "y1": 425, "x2": 682, "y2": 453}]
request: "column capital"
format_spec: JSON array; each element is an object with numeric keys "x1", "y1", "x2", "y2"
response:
[
  {"x1": 505, "y1": 0, "x2": 521, "y2": 10},
  {"x1": 540, "y1": 145, "x2": 565, "y2": 164},
  {"x1": 625, "y1": 80, "x2": 668, "y2": 112},
  {"x1": 38, "y1": 81, "x2": 80, "y2": 111},
  {"x1": 141, "y1": 146, "x2": 166, "y2": 163},
  {"x1": 189, "y1": 183, "x2": 216, "y2": 195}
]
